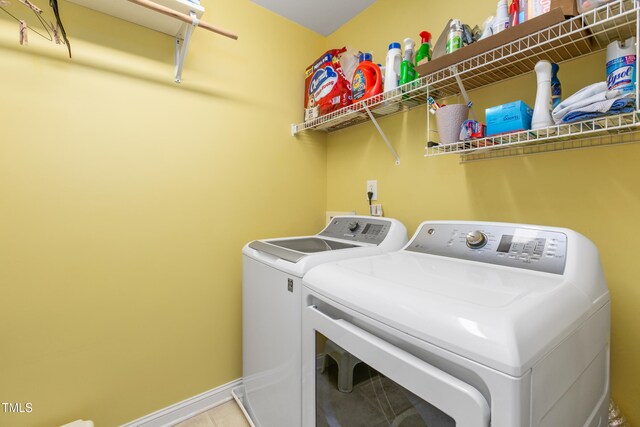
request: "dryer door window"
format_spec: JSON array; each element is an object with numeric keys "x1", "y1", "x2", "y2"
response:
[
  {"x1": 307, "y1": 305, "x2": 490, "y2": 427},
  {"x1": 317, "y1": 332, "x2": 455, "y2": 426}
]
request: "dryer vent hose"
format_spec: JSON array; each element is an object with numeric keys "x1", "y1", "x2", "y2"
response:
[{"x1": 609, "y1": 399, "x2": 628, "y2": 427}]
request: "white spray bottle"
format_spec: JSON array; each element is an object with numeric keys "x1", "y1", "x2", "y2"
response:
[
  {"x1": 532, "y1": 60, "x2": 555, "y2": 129},
  {"x1": 400, "y1": 38, "x2": 417, "y2": 86},
  {"x1": 403, "y1": 38, "x2": 415, "y2": 63}
]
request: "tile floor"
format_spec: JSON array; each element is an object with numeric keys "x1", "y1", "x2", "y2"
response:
[{"x1": 174, "y1": 400, "x2": 251, "y2": 427}]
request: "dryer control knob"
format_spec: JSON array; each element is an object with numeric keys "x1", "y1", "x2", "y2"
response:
[
  {"x1": 466, "y1": 230, "x2": 487, "y2": 249},
  {"x1": 348, "y1": 221, "x2": 360, "y2": 232}
]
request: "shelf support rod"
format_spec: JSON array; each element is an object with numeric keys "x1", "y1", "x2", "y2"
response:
[
  {"x1": 364, "y1": 105, "x2": 400, "y2": 165},
  {"x1": 452, "y1": 66, "x2": 477, "y2": 121},
  {"x1": 127, "y1": 0, "x2": 238, "y2": 40},
  {"x1": 174, "y1": 12, "x2": 198, "y2": 83}
]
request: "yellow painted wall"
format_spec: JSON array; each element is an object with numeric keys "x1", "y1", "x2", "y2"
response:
[
  {"x1": 326, "y1": 0, "x2": 640, "y2": 424},
  {"x1": 2, "y1": 0, "x2": 638, "y2": 424},
  {"x1": 0, "y1": 0, "x2": 325, "y2": 425}
]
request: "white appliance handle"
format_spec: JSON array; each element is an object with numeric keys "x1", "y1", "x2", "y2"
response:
[{"x1": 308, "y1": 305, "x2": 490, "y2": 427}]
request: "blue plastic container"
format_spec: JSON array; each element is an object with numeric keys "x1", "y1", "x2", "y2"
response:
[{"x1": 486, "y1": 101, "x2": 533, "y2": 136}]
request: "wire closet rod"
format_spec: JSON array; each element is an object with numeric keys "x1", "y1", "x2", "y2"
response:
[{"x1": 126, "y1": 0, "x2": 238, "y2": 40}]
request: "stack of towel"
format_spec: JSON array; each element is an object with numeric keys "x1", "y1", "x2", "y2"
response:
[{"x1": 552, "y1": 81, "x2": 635, "y2": 124}]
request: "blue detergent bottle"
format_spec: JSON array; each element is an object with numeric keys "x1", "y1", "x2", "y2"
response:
[{"x1": 551, "y1": 63, "x2": 561, "y2": 109}]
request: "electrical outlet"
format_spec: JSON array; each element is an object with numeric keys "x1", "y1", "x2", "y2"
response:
[{"x1": 366, "y1": 180, "x2": 378, "y2": 201}]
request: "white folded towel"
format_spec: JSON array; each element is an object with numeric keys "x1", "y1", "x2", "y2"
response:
[{"x1": 552, "y1": 82, "x2": 611, "y2": 123}]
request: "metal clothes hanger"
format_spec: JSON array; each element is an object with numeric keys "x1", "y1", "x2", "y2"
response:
[
  {"x1": 0, "y1": 0, "x2": 70, "y2": 56},
  {"x1": 49, "y1": 0, "x2": 70, "y2": 57}
]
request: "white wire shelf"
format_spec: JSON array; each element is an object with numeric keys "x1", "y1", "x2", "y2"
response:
[
  {"x1": 292, "y1": 0, "x2": 638, "y2": 135},
  {"x1": 425, "y1": 111, "x2": 640, "y2": 162},
  {"x1": 425, "y1": 0, "x2": 638, "y2": 99},
  {"x1": 291, "y1": 80, "x2": 430, "y2": 134}
]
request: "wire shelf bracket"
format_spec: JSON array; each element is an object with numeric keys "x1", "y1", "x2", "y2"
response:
[
  {"x1": 174, "y1": 11, "x2": 198, "y2": 83},
  {"x1": 363, "y1": 105, "x2": 401, "y2": 165},
  {"x1": 452, "y1": 66, "x2": 477, "y2": 121},
  {"x1": 67, "y1": 0, "x2": 239, "y2": 83}
]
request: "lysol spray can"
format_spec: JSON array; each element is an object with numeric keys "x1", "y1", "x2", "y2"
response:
[{"x1": 606, "y1": 37, "x2": 636, "y2": 96}]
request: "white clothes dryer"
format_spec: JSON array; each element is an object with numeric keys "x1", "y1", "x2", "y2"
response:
[
  {"x1": 302, "y1": 221, "x2": 610, "y2": 427},
  {"x1": 242, "y1": 216, "x2": 408, "y2": 427}
]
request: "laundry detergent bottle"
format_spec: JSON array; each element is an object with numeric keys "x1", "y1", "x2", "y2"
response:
[
  {"x1": 352, "y1": 53, "x2": 383, "y2": 101},
  {"x1": 384, "y1": 42, "x2": 402, "y2": 93}
]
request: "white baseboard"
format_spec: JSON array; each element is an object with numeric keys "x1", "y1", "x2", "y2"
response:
[{"x1": 121, "y1": 378, "x2": 243, "y2": 427}]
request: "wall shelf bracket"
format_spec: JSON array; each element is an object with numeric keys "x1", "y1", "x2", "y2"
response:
[
  {"x1": 451, "y1": 66, "x2": 477, "y2": 121},
  {"x1": 174, "y1": 11, "x2": 198, "y2": 83},
  {"x1": 364, "y1": 105, "x2": 400, "y2": 166}
]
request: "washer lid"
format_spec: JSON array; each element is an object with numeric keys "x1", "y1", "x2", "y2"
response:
[
  {"x1": 243, "y1": 216, "x2": 409, "y2": 276},
  {"x1": 303, "y1": 250, "x2": 607, "y2": 377},
  {"x1": 249, "y1": 238, "x2": 359, "y2": 263}
]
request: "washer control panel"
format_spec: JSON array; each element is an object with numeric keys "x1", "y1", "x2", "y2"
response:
[
  {"x1": 406, "y1": 223, "x2": 567, "y2": 274},
  {"x1": 320, "y1": 217, "x2": 391, "y2": 245}
]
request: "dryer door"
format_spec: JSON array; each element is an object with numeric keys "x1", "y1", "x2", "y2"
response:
[{"x1": 304, "y1": 305, "x2": 491, "y2": 427}]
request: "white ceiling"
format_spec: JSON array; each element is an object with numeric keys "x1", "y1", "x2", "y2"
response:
[{"x1": 250, "y1": 0, "x2": 376, "y2": 36}]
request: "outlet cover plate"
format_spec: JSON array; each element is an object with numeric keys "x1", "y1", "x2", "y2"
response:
[{"x1": 367, "y1": 180, "x2": 378, "y2": 201}]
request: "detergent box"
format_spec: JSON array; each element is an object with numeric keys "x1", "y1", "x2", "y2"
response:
[
  {"x1": 529, "y1": 0, "x2": 579, "y2": 19},
  {"x1": 485, "y1": 101, "x2": 533, "y2": 136},
  {"x1": 305, "y1": 48, "x2": 353, "y2": 118}
]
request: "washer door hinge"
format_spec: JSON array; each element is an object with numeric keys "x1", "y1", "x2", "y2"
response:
[{"x1": 287, "y1": 279, "x2": 294, "y2": 293}]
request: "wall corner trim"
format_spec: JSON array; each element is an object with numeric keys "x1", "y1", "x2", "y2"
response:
[{"x1": 120, "y1": 378, "x2": 243, "y2": 427}]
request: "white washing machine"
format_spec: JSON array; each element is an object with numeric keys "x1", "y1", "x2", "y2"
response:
[
  {"x1": 302, "y1": 221, "x2": 610, "y2": 427},
  {"x1": 242, "y1": 216, "x2": 408, "y2": 427}
]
